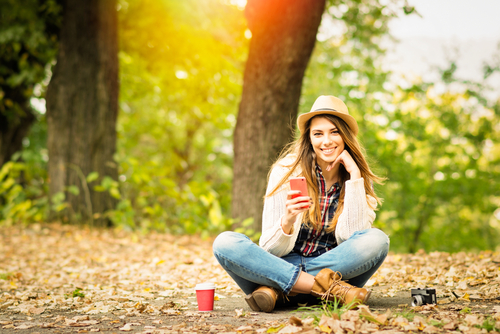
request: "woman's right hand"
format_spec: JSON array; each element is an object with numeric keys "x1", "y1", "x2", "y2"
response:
[{"x1": 281, "y1": 190, "x2": 312, "y2": 233}]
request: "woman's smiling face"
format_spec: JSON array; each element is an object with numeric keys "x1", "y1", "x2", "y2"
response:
[{"x1": 309, "y1": 116, "x2": 345, "y2": 167}]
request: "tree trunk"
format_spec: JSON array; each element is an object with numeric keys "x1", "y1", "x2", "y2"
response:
[
  {"x1": 45, "y1": 0, "x2": 118, "y2": 225},
  {"x1": 232, "y1": 0, "x2": 325, "y2": 231}
]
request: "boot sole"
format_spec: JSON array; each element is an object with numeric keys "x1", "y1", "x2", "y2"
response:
[
  {"x1": 350, "y1": 289, "x2": 372, "y2": 309},
  {"x1": 363, "y1": 289, "x2": 372, "y2": 303},
  {"x1": 244, "y1": 294, "x2": 261, "y2": 312},
  {"x1": 252, "y1": 290, "x2": 276, "y2": 313}
]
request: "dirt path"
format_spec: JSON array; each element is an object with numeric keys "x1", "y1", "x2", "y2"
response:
[{"x1": 1, "y1": 224, "x2": 499, "y2": 333}]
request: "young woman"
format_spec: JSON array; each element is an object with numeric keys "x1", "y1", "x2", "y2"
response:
[{"x1": 213, "y1": 95, "x2": 389, "y2": 312}]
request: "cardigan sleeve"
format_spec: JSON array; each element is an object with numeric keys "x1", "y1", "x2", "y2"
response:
[
  {"x1": 334, "y1": 177, "x2": 377, "y2": 244},
  {"x1": 258, "y1": 159, "x2": 302, "y2": 257}
]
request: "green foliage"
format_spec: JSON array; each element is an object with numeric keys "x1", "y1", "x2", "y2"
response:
[
  {"x1": 295, "y1": 299, "x2": 354, "y2": 325},
  {"x1": 428, "y1": 319, "x2": 444, "y2": 328},
  {"x1": 233, "y1": 217, "x2": 261, "y2": 242},
  {"x1": 0, "y1": 0, "x2": 60, "y2": 117},
  {"x1": 72, "y1": 288, "x2": 85, "y2": 298},
  {"x1": 393, "y1": 307, "x2": 415, "y2": 321},
  {"x1": 108, "y1": 0, "x2": 248, "y2": 234},
  {"x1": 1, "y1": 0, "x2": 499, "y2": 255},
  {"x1": 371, "y1": 70, "x2": 500, "y2": 252},
  {"x1": 65, "y1": 288, "x2": 85, "y2": 299},
  {"x1": 302, "y1": 0, "x2": 500, "y2": 252},
  {"x1": 476, "y1": 317, "x2": 500, "y2": 332},
  {"x1": 0, "y1": 158, "x2": 48, "y2": 224},
  {"x1": 459, "y1": 307, "x2": 472, "y2": 314},
  {"x1": 0, "y1": 272, "x2": 15, "y2": 280}
]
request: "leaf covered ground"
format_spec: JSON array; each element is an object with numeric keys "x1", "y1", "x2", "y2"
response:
[{"x1": 1, "y1": 224, "x2": 500, "y2": 333}]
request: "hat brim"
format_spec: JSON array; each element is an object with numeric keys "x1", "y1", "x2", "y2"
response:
[{"x1": 297, "y1": 109, "x2": 358, "y2": 135}]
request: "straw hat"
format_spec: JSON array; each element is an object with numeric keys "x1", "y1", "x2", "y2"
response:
[{"x1": 297, "y1": 95, "x2": 358, "y2": 135}]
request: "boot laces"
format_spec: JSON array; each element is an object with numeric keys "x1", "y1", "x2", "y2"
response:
[{"x1": 322, "y1": 272, "x2": 352, "y2": 301}]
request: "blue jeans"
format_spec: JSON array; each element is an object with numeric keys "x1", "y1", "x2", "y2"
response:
[{"x1": 213, "y1": 228, "x2": 389, "y2": 297}]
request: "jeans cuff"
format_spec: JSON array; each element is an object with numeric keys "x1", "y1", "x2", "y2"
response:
[{"x1": 283, "y1": 264, "x2": 301, "y2": 295}]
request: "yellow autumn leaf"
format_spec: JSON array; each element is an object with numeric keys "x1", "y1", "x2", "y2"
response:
[
  {"x1": 156, "y1": 260, "x2": 165, "y2": 265},
  {"x1": 214, "y1": 296, "x2": 219, "y2": 301},
  {"x1": 319, "y1": 325, "x2": 332, "y2": 333}
]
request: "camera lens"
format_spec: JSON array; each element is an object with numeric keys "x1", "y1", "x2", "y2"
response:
[{"x1": 412, "y1": 295, "x2": 424, "y2": 307}]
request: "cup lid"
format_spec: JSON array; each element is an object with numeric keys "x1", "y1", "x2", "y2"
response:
[{"x1": 195, "y1": 282, "x2": 215, "y2": 290}]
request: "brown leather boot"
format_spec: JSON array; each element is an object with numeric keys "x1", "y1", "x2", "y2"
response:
[
  {"x1": 244, "y1": 286, "x2": 281, "y2": 313},
  {"x1": 311, "y1": 269, "x2": 371, "y2": 307}
]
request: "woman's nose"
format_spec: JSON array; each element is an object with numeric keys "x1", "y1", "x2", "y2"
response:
[{"x1": 324, "y1": 135, "x2": 333, "y2": 145}]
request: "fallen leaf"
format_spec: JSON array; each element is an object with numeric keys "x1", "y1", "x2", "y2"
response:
[
  {"x1": 278, "y1": 325, "x2": 303, "y2": 333},
  {"x1": 318, "y1": 324, "x2": 332, "y2": 333},
  {"x1": 464, "y1": 314, "x2": 482, "y2": 326},
  {"x1": 236, "y1": 325, "x2": 253, "y2": 331},
  {"x1": 459, "y1": 292, "x2": 470, "y2": 301},
  {"x1": 289, "y1": 316, "x2": 303, "y2": 326},
  {"x1": 339, "y1": 320, "x2": 356, "y2": 332},
  {"x1": 15, "y1": 324, "x2": 34, "y2": 329},
  {"x1": 119, "y1": 323, "x2": 132, "y2": 331},
  {"x1": 29, "y1": 307, "x2": 45, "y2": 314},
  {"x1": 443, "y1": 321, "x2": 457, "y2": 330},
  {"x1": 423, "y1": 325, "x2": 440, "y2": 333}
]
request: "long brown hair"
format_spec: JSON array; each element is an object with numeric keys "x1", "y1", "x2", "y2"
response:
[{"x1": 267, "y1": 114, "x2": 384, "y2": 233}]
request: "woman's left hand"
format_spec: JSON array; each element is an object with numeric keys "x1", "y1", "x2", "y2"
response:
[{"x1": 326, "y1": 150, "x2": 361, "y2": 180}]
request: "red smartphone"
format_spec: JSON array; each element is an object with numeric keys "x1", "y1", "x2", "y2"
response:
[{"x1": 290, "y1": 177, "x2": 309, "y2": 200}]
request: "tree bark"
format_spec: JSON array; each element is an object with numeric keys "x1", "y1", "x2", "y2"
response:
[
  {"x1": 232, "y1": 0, "x2": 326, "y2": 231},
  {"x1": 46, "y1": 0, "x2": 118, "y2": 225}
]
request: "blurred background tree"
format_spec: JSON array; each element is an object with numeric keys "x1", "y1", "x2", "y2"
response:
[
  {"x1": 0, "y1": 0, "x2": 60, "y2": 167},
  {"x1": 0, "y1": 0, "x2": 499, "y2": 252},
  {"x1": 232, "y1": 0, "x2": 325, "y2": 232},
  {"x1": 46, "y1": 0, "x2": 119, "y2": 226}
]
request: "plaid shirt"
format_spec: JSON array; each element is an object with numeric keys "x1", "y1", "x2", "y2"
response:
[{"x1": 292, "y1": 165, "x2": 340, "y2": 257}]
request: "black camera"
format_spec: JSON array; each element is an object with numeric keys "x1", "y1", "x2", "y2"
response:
[{"x1": 411, "y1": 288, "x2": 437, "y2": 306}]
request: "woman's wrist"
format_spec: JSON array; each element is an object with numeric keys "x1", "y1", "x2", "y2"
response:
[
  {"x1": 281, "y1": 216, "x2": 294, "y2": 235},
  {"x1": 350, "y1": 169, "x2": 362, "y2": 180}
]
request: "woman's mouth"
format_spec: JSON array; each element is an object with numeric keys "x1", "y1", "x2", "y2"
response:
[{"x1": 321, "y1": 147, "x2": 335, "y2": 155}]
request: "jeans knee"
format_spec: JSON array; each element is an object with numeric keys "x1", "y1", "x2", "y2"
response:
[
  {"x1": 368, "y1": 228, "x2": 390, "y2": 255},
  {"x1": 213, "y1": 231, "x2": 247, "y2": 257}
]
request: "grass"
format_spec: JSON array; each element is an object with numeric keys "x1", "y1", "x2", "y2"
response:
[
  {"x1": 64, "y1": 288, "x2": 85, "y2": 299},
  {"x1": 294, "y1": 299, "x2": 357, "y2": 325},
  {"x1": 428, "y1": 319, "x2": 444, "y2": 328},
  {"x1": 0, "y1": 272, "x2": 14, "y2": 280},
  {"x1": 476, "y1": 317, "x2": 500, "y2": 332},
  {"x1": 393, "y1": 307, "x2": 416, "y2": 321}
]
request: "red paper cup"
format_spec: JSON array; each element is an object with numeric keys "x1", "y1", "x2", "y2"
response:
[{"x1": 195, "y1": 283, "x2": 215, "y2": 312}]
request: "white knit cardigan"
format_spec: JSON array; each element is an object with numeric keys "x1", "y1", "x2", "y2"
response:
[{"x1": 259, "y1": 154, "x2": 377, "y2": 257}]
